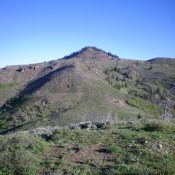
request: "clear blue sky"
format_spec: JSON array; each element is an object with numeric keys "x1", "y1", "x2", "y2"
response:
[{"x1": 0, "y1": 0, "x2": 175, "y2": 68}]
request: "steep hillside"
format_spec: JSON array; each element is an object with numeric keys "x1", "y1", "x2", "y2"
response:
[{"x1": 0, "y1": 47, "x2": 175, "y2": 133}]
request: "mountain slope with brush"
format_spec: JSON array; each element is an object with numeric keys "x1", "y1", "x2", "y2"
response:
[{"x1": 0, "y1": 47, "x2": 175, "y2": 133}]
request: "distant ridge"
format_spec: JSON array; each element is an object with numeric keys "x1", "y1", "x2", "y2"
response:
[{"x1": 148, "y1": 57, "x2": 175, "y2": 62}]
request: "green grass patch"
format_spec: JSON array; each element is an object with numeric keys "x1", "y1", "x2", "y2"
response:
[
  {"x1": 0, "y1": 82, "x2": 16, "y2": 90},
  {"x1": 126, "y1": 97, "x2": 161, "y2": 117}
]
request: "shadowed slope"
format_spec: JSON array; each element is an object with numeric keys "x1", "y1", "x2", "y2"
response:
[{"x1": 19, "y1": 64, "x2": 74, "y2": 96}]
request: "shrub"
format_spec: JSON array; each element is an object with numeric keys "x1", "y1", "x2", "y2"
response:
[
  {"x1": 0, "y1": 132, "x2": 49, "y2": 175},
  {"x1": 126, "y1": 97, "x2": 161, "y2": 116},
  {"x1": 137, "y1": 114, "x2": 142, "y2": 120},
  {"x1": 0, "y1": 148, "x2": 40, "y2": 175},
  {"x1": 142, "y1": 121, "x2": 175, "y2": 133},
  {"x1": 106, "y1": 144, "x2": 120, "y2": 153}
]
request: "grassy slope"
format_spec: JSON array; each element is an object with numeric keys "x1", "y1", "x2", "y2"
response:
[{"x1": 0, "y1": 120, "x2": 175, "y2": 175}]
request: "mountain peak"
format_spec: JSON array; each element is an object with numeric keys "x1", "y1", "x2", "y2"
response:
[{"x1": 61, "y1": 46, "x2": 119, "y2": 60}]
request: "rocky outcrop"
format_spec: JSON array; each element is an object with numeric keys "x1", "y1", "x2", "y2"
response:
[
  {"x1": 30, "y1": 120, "x2": 117, "y2": 137},
  {"x1": 16, "y1": 67, "x2": 25, "y2": 72}
]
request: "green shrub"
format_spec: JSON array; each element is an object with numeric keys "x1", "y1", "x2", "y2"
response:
[
  {"x1": 0, "y1": 132, "x2": 49, "y2": 175},
  {"x1": 106, "y1": 144, "x2": 120, "y2": 153},
  {"x1": 0, "y1": 148, "x2": 40, "y2": 175},
  {"x1": 0, "y1": 95, "x2": 32, "y2": 113},
  {"x1": 114, "y1": 164, "x2": 144, "y2": 175},
  {"x1": 0, "y1": 118, "x2": 8, "y2": 130},
  {"x1": 97, "y1": 164, "x2": 144, "y2": 175},
  {"x1": 142, "y1": 121, "x2": 175, "y2": 133}
]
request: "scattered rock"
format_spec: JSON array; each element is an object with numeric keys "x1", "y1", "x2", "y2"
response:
[
  {"x1": 30, "y1": 120, "x2": 118, "y2": 137},
  {"x1": 41, "y1": 99, "x2": 47, "y2": 106},
  {"x1": 156, "y1": 143, "x2": 163, "y2": 150},
  {"x1": 137, "y1": 137, "x2": 148, "y2": 145},
  {"x1": 46, "y1": 65, "x2": 54, "y2": 70},
  {"x1": 16, "y1": 67, "x2": 25, "y2": 72},
  {"x1": 68, "y1": 124, "x2": 80, "y2": 130},
  {"x1": 170, "y1": 83, "x2": 175, "y2": 90},
  {"x1": 93, "y1": 121, "x2": 105, "y2": 129},
  {"x1": 30, "y1": 126, "x2": 60, "y2": 137},
  {"x1": 91, "y1": 124, "x2": 97, "y2": 130},
  {"x1": 79, "y1": 121, "x2": 92, "y2": 129},
  {"x1": 28, "y1": 65, "x2": 36, "y2": 70}
]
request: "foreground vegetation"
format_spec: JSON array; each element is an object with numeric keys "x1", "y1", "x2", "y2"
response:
[{"x1": 0, "y1": 120, "x2": 175, "y2": 175}]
